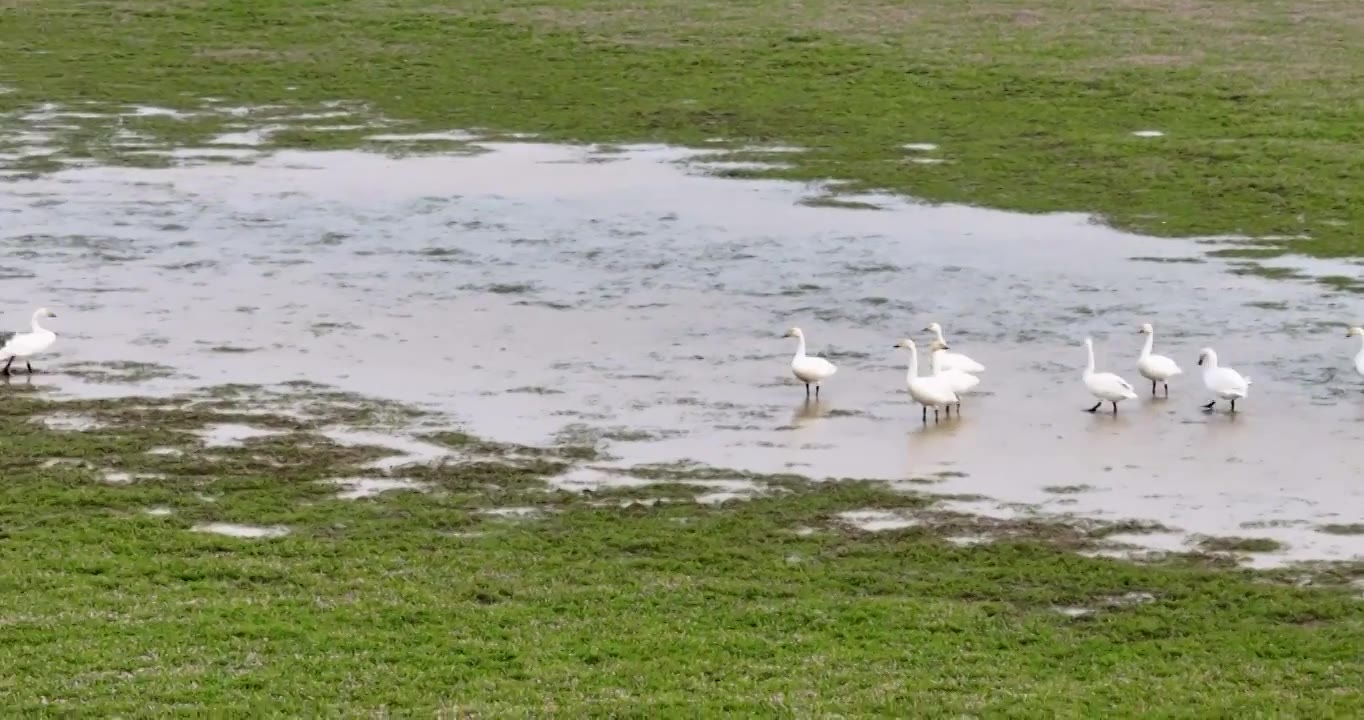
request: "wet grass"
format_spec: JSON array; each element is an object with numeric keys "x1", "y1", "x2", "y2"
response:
[
  {"x1": 1199, "y1": 536, "x2": 1286, "y2": 553},
  {"x1": 1, "y1": 385, "x2": 1364, "y2": 712},
  {"x1": 1320, "y1": 523, "x2": 1364, "y2": 536},
  {"x1": 3, "y1": 2, "x2": 1364, "y2": 257}
]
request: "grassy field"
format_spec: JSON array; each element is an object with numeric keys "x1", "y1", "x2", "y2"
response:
[
  {"x1": 2, "y1": 1, "x2": 1364, "y2": 257},
  {"x1": 0, "y1": 383, "x2": 1361, "y2": 714},
  {"x1": 5, "y1": 2, "x2": 1364, "y2": 713}
]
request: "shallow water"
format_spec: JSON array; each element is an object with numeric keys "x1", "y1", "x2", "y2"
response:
[{"x1": 4, "y1": 106, "x2": 1364, "y2": 563}]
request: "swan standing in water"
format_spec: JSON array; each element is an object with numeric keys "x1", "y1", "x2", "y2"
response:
[
  {"x1": 783, "y1": 327, "x2": 837, "y2": 398},
  {"x1": 922, "y1": 322, "x2": 985, "y2": 373},
  {"x1": 894, "y1": 338, "x2": 959, "y2": 422},
  {"x1": 1082, "y1": 337, "x2": 1137, "y2": 414},
  {"x1": 1136, "y1": 323, "x2": 1182, "y2": 397},
  {"x1": 1348, "y1": 327, "x2": 1364, "y2": 380},
  {"x1": 0, "y1": 308, "x2": 58, "y2": 376},
  {"x1": 929, "y1": 339, "x2": 980, "y2": 416},
  {"x1": 1197, "y1": 348, "x2": 1251, "y2": 412}
]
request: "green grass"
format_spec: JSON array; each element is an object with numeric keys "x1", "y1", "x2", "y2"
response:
[
  {"x1": 1, "y1": 383, "x2": 1363, "y2": 713},
  {"x1": 3, "y1": 1, "x2": 1364, "y2": 256}
]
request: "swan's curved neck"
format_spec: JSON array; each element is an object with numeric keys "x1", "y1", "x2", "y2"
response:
[
  {"x1": 906, "y1": 345, "x2": 919, "y2": 379},
  {"x1": 1140, "y1": 333, "x2": 1153, "y2": 359},
  {"x1": 1356, "y1": 335, "x2": 1364, "y2": 356},
  {"x1": 30, "y1": 311, "x2": 45, "y2": 333},
  {"x1": 792, "y1": 335, "x2": 807, "y2": 359},
  {"x1": 930, "y1": 349, "x2": 943, "y2": 376},
  {"x1": 1084, "y1": 342, "x2": 1095, "y2": 376},
  {"x1": 1202, "y1": 352, "x2": 1219, "y2": 369},
  {"x1": 932, "y1": 327, "x2": 947, "y2": 344}
]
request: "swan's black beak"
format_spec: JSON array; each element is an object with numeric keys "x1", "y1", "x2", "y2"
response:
[{"x1": 1197, "y1": 357, "x2": 1204, "y2": 366}]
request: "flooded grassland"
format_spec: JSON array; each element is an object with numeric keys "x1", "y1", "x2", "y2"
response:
[{"x1": 2, "y1": 100, "x2": 1364, "y2": 713}]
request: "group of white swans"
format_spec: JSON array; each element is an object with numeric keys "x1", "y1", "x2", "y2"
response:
[{"x1": 786, "y1": 321, "x2": 1364, "y2": 422}]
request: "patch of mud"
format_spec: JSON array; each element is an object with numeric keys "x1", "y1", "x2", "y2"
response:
[
  {"x1": 101, "y1": 470, "x2": 165, "y2": 485},
  {"x1": 37, "y1": 412, "x2": 104, "y2": 431},
  {"x1": 837, "y1": 509, "x2": 920, "y2": 532},
  {"x1": 325, "y1": 477, "x2": 427, "y2": 500},
  {"x1": 548, "y1": 467, "x2": 656, "y2": 493},
  {"x1": 479, "y1": 506, "x2": 545, "y2": 519},
  {"x1": 191, "y1": 523, "x2": 290, "y2": 539},
  {"x1": 198, "y1": 423, "x2": 285, "y2": 448},
  {"x1": 321, "y1": 429, "x2": 453, "y2": 470}
]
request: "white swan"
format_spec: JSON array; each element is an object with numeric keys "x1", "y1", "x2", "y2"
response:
[
  {"x1": 783, "y1": 327, "x2": 837, "y2": 398},
  {"x1": 1348, "y1": 327, "x2": 1364, "y2": 379},
  {"x1": 929, "y1": 339, "x2": 980, "y2": 416},
  {"x1": 1136, "y1": 323, "x2": 1182, "y2": 397},
  {"x1": 1082, "y1": 337, "x2": 1137, "y2": 414},
  {"x1": 1197, "y1": 347, "x2": 1251, "y2": 412},
  {"x1": 922, "y1": 322, "x2": 985, "y2": 373},
  {"x1": 0, "y1": 307, "x2": 58, "y2": 376},
  {"x1": 893, "y1": 338, "x2": 958, "y2": 422}
]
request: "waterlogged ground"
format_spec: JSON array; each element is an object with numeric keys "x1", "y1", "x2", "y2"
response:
[{"x1": 3, "y1": 99, "x2": 1364, "y2": 567}]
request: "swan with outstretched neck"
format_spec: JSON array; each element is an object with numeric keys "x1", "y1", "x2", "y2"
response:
[
  {"x1": 782, "y1": 327, "x2": 837, "y2": 398},
  {"x1": 0, "y1": 307, "x2": 58, "y2": 376},
  {"x1": 894, "y1": 338, "x2": 958, "y2": 423},
  {"x1": 1136, "y1": 323, "x2": 1182, "y2": 397},
  {"x1": 1197, "y1": 347, "x2": 1251, "y2": 413},
  {"x1": 929, "y1": 339, "x2": 980, "y2": 416},
  {"x1": 922, "y1": 322, "x2": 985, "y2": 374},
  {"x1": 1082, "y1": 337, "x2": 1137, "y2": 414}
]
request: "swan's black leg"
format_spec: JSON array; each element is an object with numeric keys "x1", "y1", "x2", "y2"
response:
[
  {"x1": 1151, "y1": 379, "x2": 1157, "y2": 396},
  {"x1": 804, "y1": 383, "x2": 810, "y2": 398},
  {"x1": 1230, "y1": 399, "x2": 1237, "y2": 413},
  {"x1": 945, "y1": 404, "x2": 951, "y2": 418},
  {"x1": 933, "y1": 407, "x2": 940, "y2": 423},
  {"x1": 921, "y1": 405, "x2": 927, "y2": 423},
  {"x1": 1164, "y1": 382, "x2": 1169, "y2": 398},
  {"x1": 1086, "y1": 401, "x2": 1102, "y2": 413},
  {"x1": 26, "y1": 361, "x2": 33, "y2": 374},
  {"x1": 2, "y1": 357, "x2": 12, "y2": 376},
  {"x1": 1112, "y1": 401, "x2": 1119, "y2": 414},
  {"x1": 956, "y1": 401, "x2": 963, "y2": 416},
  {"x1": 1202, "y1": 401, "x2": 1216, "y2": 410},
  {"x1": 815, "y1": 384, "x2": 820, "y2": 399}
]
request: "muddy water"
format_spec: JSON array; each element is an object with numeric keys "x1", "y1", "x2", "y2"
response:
[{"x1": 4, "y1": 121, "x2": 1364, "y2": 563}]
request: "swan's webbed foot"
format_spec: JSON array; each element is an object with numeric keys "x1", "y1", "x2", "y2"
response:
[{"x1": 1085, "y1": 401, "x2": 1102, "y2": 413}]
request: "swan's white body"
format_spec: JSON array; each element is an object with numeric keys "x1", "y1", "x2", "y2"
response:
[
  {"x1": 0, "y1": 308, "x2": 57, "y2": 375},
  {"x1": 1197, "y1": 347, "x2": 1251, "y2": 411},
  {"x1": 1348, "y1": 327, "x2": 1364, "y2": 379},
  {"x1": 930, "y1": 339, "x2": 980, "y2": 408},
  {"x1": 923, "y1": 322, "x2": 985, "y2": 374},
  {"x1": 1083, "y1": 337, "x2": 1137, "y2": 413},
  {"x1": 784, "y1": 327, "x2": 836, "y2": 397},
  {"x1": 895, "y1": 338, "x2": 958, "y2": 421},
  {"x1": 1136, "y1": 323, "x2": 1182, "y2": 395}
]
